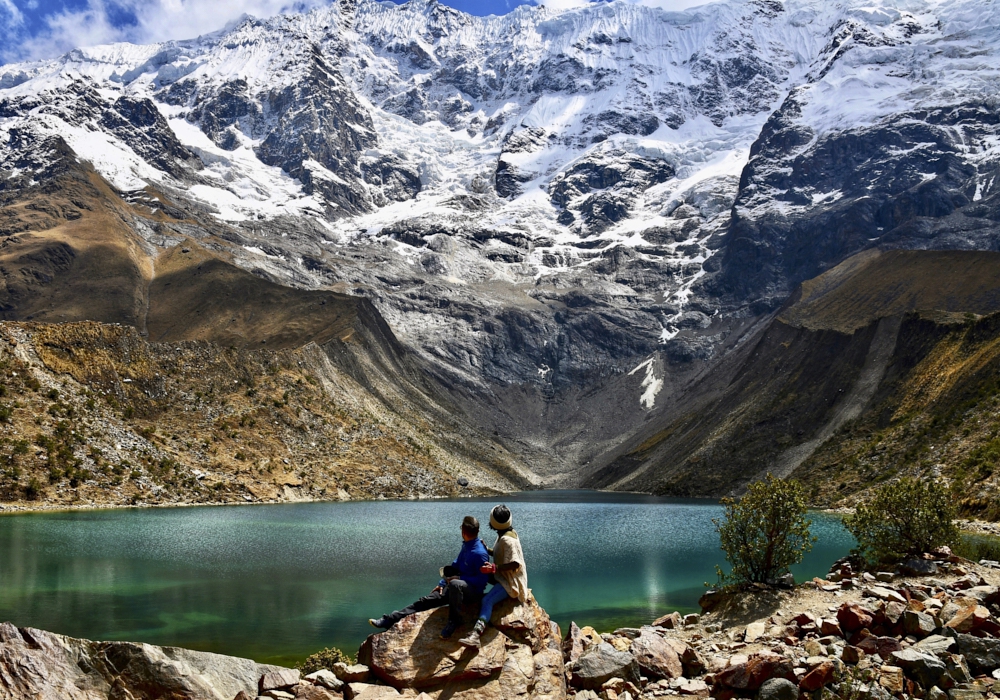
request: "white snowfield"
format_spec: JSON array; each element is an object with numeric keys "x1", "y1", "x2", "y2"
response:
[{"x1": 2, "y1": 0, "x2": 1000, "y2": 406}]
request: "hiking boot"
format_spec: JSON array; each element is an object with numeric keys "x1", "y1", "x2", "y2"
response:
[
  {"x1": 369, "y1": 617, "x2": 391, "y2": 630},
  {"x1": 440, "y1": 620, "x2": 459, "y2": 639},
  {"x1": 458, "y1": 618, "x2": 486, "y2": 648}
]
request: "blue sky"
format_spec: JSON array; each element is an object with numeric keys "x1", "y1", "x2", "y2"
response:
[{"x1": 0, "y1": 0, "x2": 705, "y2": 65}]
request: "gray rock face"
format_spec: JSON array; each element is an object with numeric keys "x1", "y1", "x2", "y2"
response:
[
  {"x1": 889, "y1": 649, "x2": 948, "y2": 689},
  {"x1": 901, "y1": 559, "x2": 940, "y2": 577},
  {"x1": 0, "y1": 621, "x2": 279, "y2": 700},
  {"x1": 568, "y1": 642, "x2": 640, "y2": 689},
  {"x1": 757, "y1": 677, "x2": 798, "y2": 700},
  {"x1": 956, "y1": 634, "x2": 1000, "y2": 676},
  {"x1": 903, "y1": 610, "x2": 937, "y2": 638}
]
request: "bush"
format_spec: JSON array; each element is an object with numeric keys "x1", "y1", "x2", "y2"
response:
[
  {"x1": 714, "y1": 474, "x2": 815, "y2": 586},
  {"x1": 296, "y1": 646, "x2": 354, "y2": 675},
  {"x1": 845, "y1": 477, "x2": 957, "y2": 565}
]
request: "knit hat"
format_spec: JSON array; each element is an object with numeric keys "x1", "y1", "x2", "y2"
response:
[{"x1": 490, "y1": 504, "x2": 512, "y2": 530}]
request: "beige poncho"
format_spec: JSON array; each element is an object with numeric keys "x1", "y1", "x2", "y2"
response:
[{"x1": 494, "y1": 530, "x2": 528, "y2": 602}]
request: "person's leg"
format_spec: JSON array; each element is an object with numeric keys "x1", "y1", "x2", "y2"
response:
[
  {"x1": 441, "y1": 579, "x2": 476, "y2": 637},
  {"x1": 375, "y1": 589, "x2": 447, "y2": 627},
  {"x1": 478, "y1": 583, "x2": 511, "y2": 623},
  {"x1": 459, "y1": 584, "x2": 511, "y2": 648}
]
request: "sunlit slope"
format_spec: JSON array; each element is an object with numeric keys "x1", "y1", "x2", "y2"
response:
[{"x1": 586, "y1": 250, "x2": 1000, "y2": 506}]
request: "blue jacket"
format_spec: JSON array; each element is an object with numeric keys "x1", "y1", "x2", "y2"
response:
[{"x1": 443, "y1": 538, "x2": 489, "y2": 594}]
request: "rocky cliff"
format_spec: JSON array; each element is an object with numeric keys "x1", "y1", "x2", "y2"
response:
[{"x1": 4, "y1": 0, "x2": 1000, "y2": 491}]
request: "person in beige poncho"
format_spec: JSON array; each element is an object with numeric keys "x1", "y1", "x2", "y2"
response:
[{"x1": 458, "y1": 504, "x2": 528, "y2": 648}]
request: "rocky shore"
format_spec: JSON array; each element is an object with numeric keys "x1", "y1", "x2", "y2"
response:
[{"x1": 3, "y1": 550, "x2": 1000, "y2": 700}]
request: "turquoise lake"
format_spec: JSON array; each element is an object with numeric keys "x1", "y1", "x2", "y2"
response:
[{"x1": 0, "y1": 491, "x2": 854, "y2": 666}]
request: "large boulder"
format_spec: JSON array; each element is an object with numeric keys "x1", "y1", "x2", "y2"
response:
[
  {"x1": 361, "y1": 599, "x2": 566, "y2": 700},
  {"x1": 889, "y1": 649, "x2": 947, "y2": 689},
  {"x1": 629, "y1": 632, "x2": 683, "y2": 679},
  {"x1": 366, "y1": 607, "x2": 506, "y2": 688},
  {"x1": 714, "y1": 652, "x2": 795, "y2": 693},
  {"x1": 0, "y1": 621, "x2": 276, "y2": 700},
  {"x1": 568, "y1": 643, "x2": 640, "y2": 689}
]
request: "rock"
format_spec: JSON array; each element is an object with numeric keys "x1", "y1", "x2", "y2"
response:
[
  {"x1": 563, "y1": 622, "x2": 587, "y2": 664},
  {"x1": 757, "y1": 677, "x2": 798, "y2": 700},
  {"x1": 915, "y1": 635, "x2": 957, "y2": 655},
  {"x1": 842, "y1": 646, "x2": 864, "y2": 665},
  {"x1": 744, "y1": 621, "x2": 766, "y2": 643},
  {"x1": 305, "y1": 670, "x2": 344, "y2": 691},
  {"x1": 900, "y1": 559, "x2": 939, "y2": 576},
  {"x1": 876, "y1": 572, "x2": 895, "y2": 583},
  {"x1": 261, "y1": 670, "x2": 303, "y2": 693},
  {"x1": 293, "y1": 685, "x2": 340, "y2": 700},
  {"x1": 494, "y1": 595, "x2": 556, "y2": 654},
  {"x1": 857, "y1": 636, "x2": 902, "y2": 660},
  {"x1": 803, "y1": 640, "x2": 825, "y2": 657},
  {"x1": 945, "y1": 606, "x2": 990, "y2": 633},
  {"x1": 366, "y1": 607, "x2": 506, "y2": 688},
  {"x1": 879, "y1": 666, "x2": 905, "y2": 694},
  {"x1": 838, "y1": 603, "x2": 874, "y2": 633},
  {"x1": 929, "y1": 687, "x2": 949, "y2": 700},
  {"x1": 234, "y1": 693, "x2": 254, "y2": 700},
  {"x1": 947, "y1": 690, "x2": 984, "y2": 700},
  {"x1": 903, "y1": 610, "x2": 937, "y2": 637},
  {"x1": 653, "y1": 612, "x2": 683, "y2": 630},
  {"x1": 677, "y1": 678, "x2": 709, "y2": 696},
  {"x1": 819, "y1": 619, "x2": 842, "y2": 637},
  {"x1": 799, "y1": 662, "x2": 835, "y2": 691},
  {"x1": 264, "y1": 691, "x2": 295, "y2": 700},
  {"x1": 531, "y1": 644, "x2": 568, "y2": 700},
  {"x1": 630, "y1": 633, "x2": 683, "y2": 680},
  {"x1": 956, "y1": 634, "x2": 1000, "y2": 676},
  {"x1": 714, "y1": 652, "x2": 794, "y2": 692},
  {"x1": 610, "y1": 637, "x2": 631, "y2": 652},
  {"x1": 569, "y1": 643, "x2": 639, "y2": 690},
  {"x1": 889, "y1": 649, "x2": 948, "y2": 688},
  {"x1": 698, "y1": 590, "x2": 729, "y2": 613},
  {"x1": 867, "y1": 586, "x2": 907, "y2": 604},
  {"x1": 335, "y1": 665, "x2": 371, "y2": 684},
  {"x1": 347, "y1": 683, "x2": 400, "y2": 699},
  {"x1": 0, "y1": 622, "x2": 275, "y2": 700},
  {"x1": 683, "y1": 614, "x2": 700, "y2": 626},
  {"x1": 884, "y1": 601, "x2": 907, "y2": 625}
]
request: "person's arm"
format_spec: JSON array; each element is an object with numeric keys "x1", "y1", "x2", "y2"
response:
[{"x1": 497, "y1": 561, "x2": 520, "y2": 572}]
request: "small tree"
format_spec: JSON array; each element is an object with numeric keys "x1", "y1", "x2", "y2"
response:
[
  {"x1": 714, "y1": 474, "x2": 814, "y2": 587},
  {"x1": 296, "y1": 646, "x2": 354, "y2": 675},
  {"x1": 845, "y1": 477, "x2": 957, "y2": 565}
]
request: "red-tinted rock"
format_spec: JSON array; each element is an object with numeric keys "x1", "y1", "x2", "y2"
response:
[
  {"x1": 713, "y1": 653, "x2": 794, "y2": 692},
  {"x1": 837, "y1": 604, "x2": 874, "y2": 633},
  {"x1": 799, "y1": 662, "x2": 835, "y2": 692},
  {"x1": 653, "y1": 612, "x2": 683, "y2": 630},
  {"x1": 857, "y1": 636, "x2": 902, "y2": 660}
]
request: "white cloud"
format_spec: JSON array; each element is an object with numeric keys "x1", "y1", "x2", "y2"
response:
[{"x1": 3, "y1": 0, "x2": 330, "y2": 63}]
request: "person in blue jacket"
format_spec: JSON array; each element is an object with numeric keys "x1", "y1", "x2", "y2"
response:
[{"x1": 368, "y1": 515, "x2": 489, "y2": 638}]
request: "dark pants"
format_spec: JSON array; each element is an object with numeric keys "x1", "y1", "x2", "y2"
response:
[{"x1": 384, "y1": 579, "x2": 483, "y2": 626}]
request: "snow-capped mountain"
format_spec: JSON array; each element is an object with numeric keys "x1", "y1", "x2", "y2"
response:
[{"x1": 3, "y1": 0, "x2": 1000, "y2": 482}]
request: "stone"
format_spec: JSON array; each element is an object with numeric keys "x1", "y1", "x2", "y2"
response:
[
  {"x1": 235, "y1": 693, "x2": 253, "y2": 700},
  {"x1": 900, "y1": 559, "x2": 939, "y2": 577},
  {"x1": 929, "y1": 687, "x2": 948, "y2": 700},
  {"x1": 653, "y1": 612, "x2": 682, "y2": 630},
  {"x1": 334, "y1": 663, "x2": 371, "y2": 684},
  {"x1": 857, "y1": 636, "x2": 902, "y2": 660},
  {"x1": 683, "y1": 614, "x2": 700, "y2": 626},
  {"x1": 879, "y1": 666, "x2": 905, "y2": 694},
  {"x1": 494, "y1": 594, "x2": 555, "y2": 654},
  {"x1": 914, "y1": 635, "x2": 956, "y2": 655},
  {"x1": 798, "y1": 662, "x2": 835, "y2": 691},
  {"x1": 903, "y1": 610, "x2": 937, "y2": 637},
  {"x1": 884, "y1": 601, "x2": 907, "y2": 625},
  {"x1": 803, "y1": 640, "x2": 825, "y2": 657},
  {"x1": 714, "y1": 652, "x2": 794, "y2": 692},
  {"x1": 955, "y1": 634, "x2": 1000, "y2": 676},
  {"x1": 293, "y1": 685, "x2": 340, "y2": 700},
  {"x1": 305, "y1": 670, "x2": 344, "y2": 691},
  {"x1": 945, "y1": 605, "x2": 990, "y2": 633},
  {"x1": 610, "y1": 637, "x2": 631, "y2": 653},
  {"x1": 947, "y1": 690, "x2": 984, "y2": 700},
  {"x1": 838, "y1": 603, "x2": 874, "y2": 633},
  {"x1": 868, "y1": 586, "x2": 907, "y2": 604},
  {"x1": 630, "y1": 632, "x2": 683, "y2": 680},
  {"x1": 263, "y1": 691, "x2": 295, "y2": 700},
  {"x1": 889, "y1": 649, "x2": 948, "y2": 689},
  {"x1": 366, "y1": 608, "x2": 506, "y2": 688},
  {"x1": 819, "y1": 619, "x2": 842, "y2": 637},
  {"x1": 876, "y1": 572, "x2": 895, "y2": 583},
  {"x1": 569, "y1": 643, "x2": 639, "y2": 690},
  {"x1": 261, "y1": 670, "x2": 303, "y2": 693},
  {"x1": 679, "y1": 678, "x2": 710, "y2": 696},
  {"x1": 563, "y1": 622, "x2": 587, "y2": 664},
  {"x1": 842, "y1": 646, "x2": 864, "y2": 665},
  {"x1": 346, "y1": 683, "x2": 400, "y2": 700},
  {"x1": 744, "y1": 621, "x2": 766, "y2": 643},
  {"x1": 531, "y1": 645, "x2": 567, "y2": 700},
  {"x1": 757, "y1": 677, "x2": 798, "y2": 700}
]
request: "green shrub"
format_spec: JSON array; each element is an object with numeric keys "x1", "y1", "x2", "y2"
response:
[
  {"x1": 953, "y1": 533, "x2": 1000, "y2": 563},
  {"x1": 845, "y1": 477, "x2": 957, "y2": 565},
  {"x1": 714, "y1": 474, "x2": 815, "y2": 586},
  {"x1": 296, "y1": 646, "x2": 354, "y2": 675}
]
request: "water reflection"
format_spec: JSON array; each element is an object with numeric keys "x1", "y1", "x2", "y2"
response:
[{"x1": 0, "y1": 492, "x2": 854, "y2": 665}]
